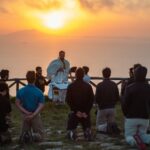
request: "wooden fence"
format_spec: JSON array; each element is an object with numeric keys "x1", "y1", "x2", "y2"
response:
[{"x1": 6, "y1": 77, "x2": 150, "y2": 95}]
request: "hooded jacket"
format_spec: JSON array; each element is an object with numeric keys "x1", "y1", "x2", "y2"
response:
[
  {"x1": 122, "y1": 66, "x2": 150, "y2": 119},
  {"x1": 66, "y1": 79, "x2": 94, "y2": 114}
]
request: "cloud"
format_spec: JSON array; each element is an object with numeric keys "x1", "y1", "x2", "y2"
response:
[
  {"x1": 78, "y1": 0, "x2": 150, "y2": 12},
  {"x1": 24, "y1": 0, "x2": 62, "y2": 11},
  {"x1": 0, "y1": 0, "x2": 61, "y2": 15},
  {"x1": 0, "y1": 7, "x2": 9, "y2": 13},
  {"x1": 0, "y1": 0, "x2": 71, "y2": 14},
  {"x1": 123, "y1": 0, "x2": 150, "y2": 10},
  {"x1": 1, "y1": 0, "x2": 150, "y2": 15},
  {"x1": 0, "y1": 0, "x2": 17, "y2": 14},
  {"x1": 78, "y1": 0, "x2": 115, "y2": 11}
]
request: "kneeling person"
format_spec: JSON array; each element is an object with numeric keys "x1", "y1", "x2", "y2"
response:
[
  {"x1": 95, "y1": 67, "x2": 120, "y2": 135},
  {"x1": 16, "y1": 71, "x2": 45, "y2": 143},
  {"x1": 66, "y1": 68, "x2": 94, "y2": 141},
  {"x1": 122, "y1": 66, "x2": 150, "y2": 147}
]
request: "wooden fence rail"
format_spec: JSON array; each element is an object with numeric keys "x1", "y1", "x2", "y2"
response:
[{"x1": 6, "y1": 77, "x2": 150, "y2": 95}]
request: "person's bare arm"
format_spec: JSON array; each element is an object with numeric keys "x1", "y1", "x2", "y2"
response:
[
  {"x1": 33, "y1": 103, "x2": 44, "y2": 117},
  {"x1": 25, "y1": 103, "x2": 44, "y2": 120},
  {"x1": 15, "y1": 99, "x2": 32, "y2": 115}
]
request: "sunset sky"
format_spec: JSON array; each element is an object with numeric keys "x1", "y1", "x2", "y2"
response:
[
  {"x1": 0, "y1": 0, "x2": 150, "y2": 37},
  {"x1": 1, "y1": 0, "x2": 150, "y2": 95}
]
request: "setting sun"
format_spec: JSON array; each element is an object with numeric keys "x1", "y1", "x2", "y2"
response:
[
  {"x1": 43, "y1": 11, "x2": 66, "y2": 29},
  {"x1": 34, "y1": 1, "x2": 80, "y2": 31}
]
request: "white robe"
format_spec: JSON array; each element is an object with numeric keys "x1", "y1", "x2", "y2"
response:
[
  {"x1": 47, "y1": 58, "x2": 70, "y2": 101},
  {"x1": 47, "y1": 58, "x2": 70, "y2": 83}
]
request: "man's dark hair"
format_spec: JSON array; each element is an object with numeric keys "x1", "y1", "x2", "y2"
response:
[
  {"x1": 82, "y1": 66, "x2": 89, "y2": 74},
  {"x1": 134, "y1": 66, "x2": 147, "y2": 82},
  {"x1": 133, "y1": 63, "x2": 142, "y2": 70},
  {"x1": 129, "y1": 67, "x2": 134, "y2": 77},
  {"x1": 75, "y1": 68, "x2": 84, "y2": 80},
  {"x1": 26, "y1": 71, "x2": 36, "y2": 84},
  {"x1": 36, "y1": 66, "x2": 42, "y2": 72},
  {"x1": 102, "y1": 67, "x2": 111, "y2": 78},
  {"x1": 0, "y1": 69, "x2": 9, "y2": 80},
  {"x1": 129, "y1": 67, "x2": 133, "y2": 73},
  {"x1": 59, "y1": 50, "x2": 65, "y2": 55}
]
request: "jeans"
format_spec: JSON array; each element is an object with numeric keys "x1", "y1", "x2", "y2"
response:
[
  {"x1": 96, "y1": 108, "x2": 115, "y2": 132},
  {"x1": 125, "y1": 118, "x2": 150, "y2": 146}
]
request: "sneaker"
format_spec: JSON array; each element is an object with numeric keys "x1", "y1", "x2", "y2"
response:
[
  {"x1": 147, "y1": 130, "x2": 150, "y2": 134},
  {"x1": 32, "y1": 133, "x2": 42, "y2": 142},
  {"x1": 67, "y1": 130, "x2": 76, "y2": 140},
  {"x1": 147, "y1": 127, "x2": 150, "y2": 134},
  {"x1": 0, "y1": 131, "x2": 11, "y2": 146},
  {"x1": 84, "y1": 129, "x2": 92, "y2": 141},
  {"x1": 134, "y1": 134, "x2": 147, "y2": 150},
  {"x1": 97, "y1": 130, "x2": 107, "y2": 134}
]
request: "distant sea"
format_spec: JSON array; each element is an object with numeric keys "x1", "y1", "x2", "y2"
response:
[{"x1": 0, "y1": 31, "x2": 150, "y2": 95}]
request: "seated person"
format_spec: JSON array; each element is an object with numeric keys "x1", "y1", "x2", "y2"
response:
[
  {"x1": 66, "y1": 68, "x2": 94, "y2": 141},
  {"x1": 0, "y1": 82, "x2": 12, "y2": 145}
]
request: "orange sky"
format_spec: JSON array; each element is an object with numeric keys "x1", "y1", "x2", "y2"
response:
[{"x1": 0, "y1": 0, "x2": 150, "y2": 37}]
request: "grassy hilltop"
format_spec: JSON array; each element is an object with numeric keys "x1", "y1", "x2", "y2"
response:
[{"x1": 2, "y1": 97, "x2": 149, "y2": 150}]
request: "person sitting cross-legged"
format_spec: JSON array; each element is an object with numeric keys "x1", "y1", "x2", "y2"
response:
[{"x1": 66, "y1": 68, "x2": 94, "y2": 141}]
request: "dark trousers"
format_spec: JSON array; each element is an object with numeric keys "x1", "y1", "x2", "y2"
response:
[
  {"x1": 67, "y1": 112, "x2": 91, "y2": 131},
  {"x1": 0, "y1": 118, "x2": 8, "y2": 133}
]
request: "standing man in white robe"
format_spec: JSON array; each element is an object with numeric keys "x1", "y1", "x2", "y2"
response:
[{"x1": 47, "y1": 50, "x2": 70, "y2": 103}]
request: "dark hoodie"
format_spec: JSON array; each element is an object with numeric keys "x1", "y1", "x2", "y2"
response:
[
  {"x1": 0, "y1": 82, "x2": 11, "y2": 132},
  {"x1": 66, "y1": 79, "x2": 94, "y2": 114},
  {"x1": 122, "y1": 66, "x2": 150, "y2": 119}
]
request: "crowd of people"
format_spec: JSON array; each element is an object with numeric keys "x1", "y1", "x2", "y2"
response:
[{"x1": 0, "y1": 51, "x2": 150, "y2": 149}]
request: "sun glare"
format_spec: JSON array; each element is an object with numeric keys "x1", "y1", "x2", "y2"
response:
[
  {"x1": 32, "y1": 1, "x2": 84, "y2": 33},
  {"x1": 42, "y1": 11, "x2": 70, "y2": 29}
]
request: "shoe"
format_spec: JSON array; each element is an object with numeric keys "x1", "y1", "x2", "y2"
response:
[
  {"x1": 97, "y1": 130, "x2": 107, "y2": 134},
  {"x1": 84, "y1": 129, "x2": 92, "y2": 141},
  {"x1": 67, "y1": 130, "x2": 76, "y2": 141},
  {"x1": 147, "y1": 129, "x2": 150, "y2": 134},
  {"x1": 134, "y1": 134, "x2": 147, "y2": 150}
]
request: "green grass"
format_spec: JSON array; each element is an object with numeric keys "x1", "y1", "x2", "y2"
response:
[{"x1": 0, "y1": 98, "x2": 137, "y2": 150}]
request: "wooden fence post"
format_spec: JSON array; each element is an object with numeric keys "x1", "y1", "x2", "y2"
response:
[{"x1": 16, "y1": 79, "x2": 20, "y2": 95}]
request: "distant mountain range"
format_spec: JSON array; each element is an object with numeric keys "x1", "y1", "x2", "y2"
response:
[
  {"x1": 0, "y1": 29, "x2": 51, "y2": 41},
  {"x1": 2, "y1": 29, "x2": 148, "y2": 39}
]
